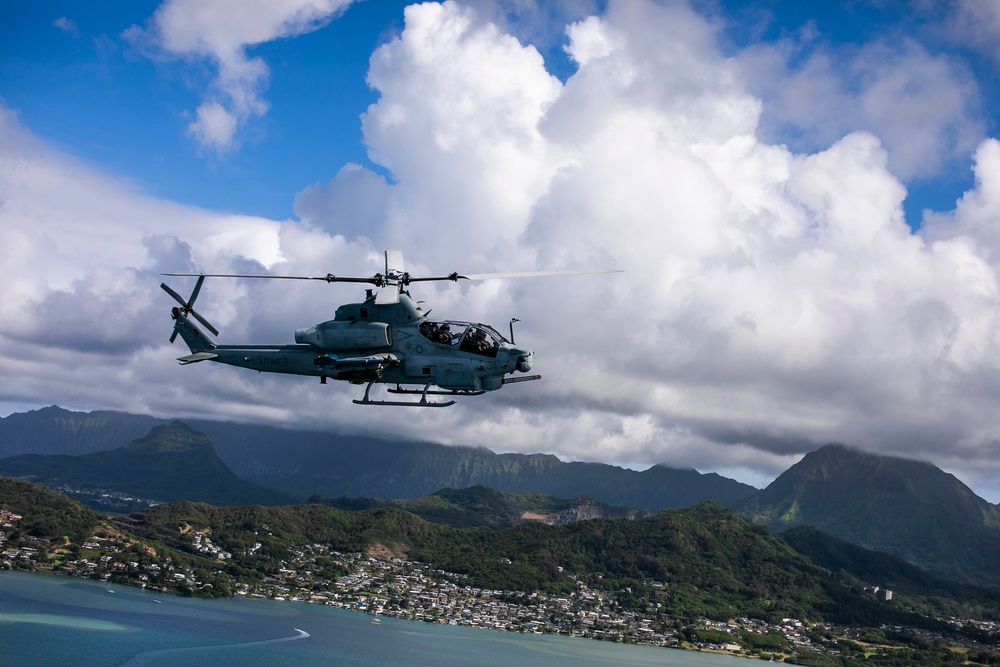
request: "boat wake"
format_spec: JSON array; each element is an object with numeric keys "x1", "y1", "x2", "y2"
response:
[{"x1": 120, "y1": 627, "x2": 310, "y2": 666}]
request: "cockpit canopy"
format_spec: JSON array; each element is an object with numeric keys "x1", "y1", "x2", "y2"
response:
[{"x1": 418, "y1": 320, "x2": 507, "y2": 357}]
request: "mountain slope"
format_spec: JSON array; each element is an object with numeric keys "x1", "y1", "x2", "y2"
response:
[
  {"x1": 0, "y1": 421, "x2": 298, "y2": 507},
  {"x1": 738, "y1": 444, "x2": 1000, "y2": 587}
]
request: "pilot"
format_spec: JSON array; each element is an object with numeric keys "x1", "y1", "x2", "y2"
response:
[{"x1": 467, "y1": 327, "x2": 490, "y2": 353}]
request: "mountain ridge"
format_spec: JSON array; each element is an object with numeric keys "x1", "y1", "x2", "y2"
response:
[{"x1": 0, "y1": 406, "x2": 756, "y2": 510}]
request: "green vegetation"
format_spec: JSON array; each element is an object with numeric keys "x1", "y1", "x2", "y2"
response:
[
  {"x1": 312, "y1": 485, "x2": 645, "y2": 529},
  {"x1": 111, "y1": 498, "x2": 979, "y2": 631},
  {"x1": 0, "y1": 475, "x2": 102, "y2": 544}
]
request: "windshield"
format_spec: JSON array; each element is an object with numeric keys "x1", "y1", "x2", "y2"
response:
[{"x1": 419, "y1": 320, "x2": 507, "y2": 357}]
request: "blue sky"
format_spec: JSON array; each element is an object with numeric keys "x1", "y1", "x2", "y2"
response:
[
  {"x1": 2, "y1": 0, "x2": 406, "y2": 219},
  {"x1": 3, "y1": 0, "x2": 1000, "y2": 500}
]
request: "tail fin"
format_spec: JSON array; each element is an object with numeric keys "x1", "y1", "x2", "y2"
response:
[{"x1": 171, "y1": 311, "x2": 216, "y2": 353}]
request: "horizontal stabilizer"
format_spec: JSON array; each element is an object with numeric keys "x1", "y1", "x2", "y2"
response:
[{"x1": 177, "y1": 352, "x2": 219, "y2": 365}]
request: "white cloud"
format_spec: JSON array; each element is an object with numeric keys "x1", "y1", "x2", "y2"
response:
[
  {"x1": 563, "y1": 15, "x2": 623, "y2": 66},
  {"x1": 188, "y1": 101, "x2": 240, "y2": 152},
  {"x1": 733, "y1": 33, "x2": 984, "y2": 181},
  {"x1": 126, "y1": 0, "x2": 357, "y2": 154},
  {"x1": 361, "y1": 1, "x2": 566, "y2": 263},
  {"x1": 946, "y1": 0, "x2": 1000, "y2": 65},
  {"x1": 0, "y1": 101, "x2": 286, "y2": 382}
]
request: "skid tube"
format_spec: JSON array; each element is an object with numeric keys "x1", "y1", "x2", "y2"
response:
[{"x1": 353, "y1": 381, "x2": 456, "y2": 407}]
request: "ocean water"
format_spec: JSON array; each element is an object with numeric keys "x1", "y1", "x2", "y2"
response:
[{"x1": 0, "y1": 572, "x2": 746, "y2": 666}]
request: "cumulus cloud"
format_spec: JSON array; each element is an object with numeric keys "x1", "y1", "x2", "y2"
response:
[
  {"x1": 6, "y1": 0, "x2": 1000, "y2": 502},
  {"x1": 733, "y1": 33, "x2": 984, "y2": 182},
  {"x1": 125, "y1": 0, "x2": 357, "y2": 154},
  {"x1": 0, "y1": 102, "x2": 287, "y2": 394},
  {"x1": 946, "y1": 0, "x2": 1000, "y2": 65}
]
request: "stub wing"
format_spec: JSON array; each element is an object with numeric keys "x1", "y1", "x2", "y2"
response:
[{"x1": 313, "y1": 353, "x2": 398, "y2": 369}]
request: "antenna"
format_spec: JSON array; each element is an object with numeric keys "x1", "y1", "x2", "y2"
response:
[{"x1": 509, "y1": 318, "x2": 520, "y2": 343}]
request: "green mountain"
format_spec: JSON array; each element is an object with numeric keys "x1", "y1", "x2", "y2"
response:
[
  {"x1": 738, "y1": 444, "x2": 1000, "y2": 587},
  {"x1": 315, "y1": 485, "x2": 647, "y2": 529},
  {"x1": 0, "y1": 406, "x2": 756, "y2": 510},
  {"x1": 0, "y1": 473, "x2": 104, "y2": 543},
  {"x1": 0, "y1": 421, "x2": 298, "y2": 508}
]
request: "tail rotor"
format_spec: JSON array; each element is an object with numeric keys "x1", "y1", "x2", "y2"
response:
[{"x1": 161, "y1": 275, "x2": 220, "y2": 342}]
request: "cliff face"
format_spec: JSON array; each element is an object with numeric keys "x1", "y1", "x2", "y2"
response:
[{"x1": 522, "y1": 500, "x2": 647, "y2": 525}]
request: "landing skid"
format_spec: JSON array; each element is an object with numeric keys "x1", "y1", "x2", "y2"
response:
[{"x1": 353, "y1": 381, "x2": 456, "y2": 407}]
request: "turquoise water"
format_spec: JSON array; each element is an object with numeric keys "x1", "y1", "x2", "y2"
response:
[{"x1": 0, "y1": 572, "x2": 747, "y2": 666}]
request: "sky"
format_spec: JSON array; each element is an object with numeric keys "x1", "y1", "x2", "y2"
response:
[{"x1": 3, "y1": 0, "x2": 1000, "y2": 500}]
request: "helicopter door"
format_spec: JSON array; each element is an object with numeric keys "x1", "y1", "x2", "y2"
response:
[{"x1": 442, "y1": 362, "x2": 473, "y2": 390}]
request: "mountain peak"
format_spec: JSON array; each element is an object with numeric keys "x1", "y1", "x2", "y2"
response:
[{"x1": 121, "y1": 421, "x2": 214, "y2": 454}]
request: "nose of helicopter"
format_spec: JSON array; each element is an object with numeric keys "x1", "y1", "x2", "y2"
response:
[{"x1": 514, "y1": 348, "x2": 533, "y2": 373}]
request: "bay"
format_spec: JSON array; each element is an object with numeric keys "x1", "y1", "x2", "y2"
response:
[{"x1": 0, "y1": 572, "x2": 748, "y2": 666}]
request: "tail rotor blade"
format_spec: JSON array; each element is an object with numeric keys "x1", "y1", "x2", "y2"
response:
[
  {"x1": 161, "y1": 282, "x2": 189, "y2": 307},
  {"x1": 190, "y1": 309, "x2": 220, "y2": 337}
]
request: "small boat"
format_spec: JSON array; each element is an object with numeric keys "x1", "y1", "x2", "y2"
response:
[{"x1": 369, "y1": 614, "x2": 381, "y2": 625}]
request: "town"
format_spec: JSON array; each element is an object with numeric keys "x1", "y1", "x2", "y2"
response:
[{"x1": 2, "y1": 507, "x2": 998, "y2": 662}]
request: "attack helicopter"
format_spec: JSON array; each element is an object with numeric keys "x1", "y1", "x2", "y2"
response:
[{"x1": 161, "y1": 250, "x2": 620, "y2": 407}]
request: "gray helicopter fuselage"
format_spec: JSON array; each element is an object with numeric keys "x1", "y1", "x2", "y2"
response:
[{"x1": 172, "y1": 292, "x2": 533, "y2": 393}]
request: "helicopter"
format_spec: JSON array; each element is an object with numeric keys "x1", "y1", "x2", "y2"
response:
[{"x1": 161, "y1": 250, "x2": 621, "y2": 407}]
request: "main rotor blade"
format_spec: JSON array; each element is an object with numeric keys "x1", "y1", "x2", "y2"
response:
[
  {"x1": 162, "y1": 267, "x2": 623, "y2": 285},
  {"x1": 374, "y1": 286, "x2": 401, "y2": 305},
  {"x1": 385, "y1": 249, "x2": 405, "y2": 275},
  {"x1": 458, "y1": 269, "x2": 624, "y2": 281},
  {"x1": 162, "y1": 273, "x2": 379, "y2": 284}
]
